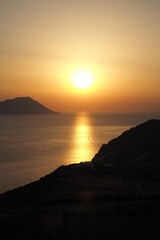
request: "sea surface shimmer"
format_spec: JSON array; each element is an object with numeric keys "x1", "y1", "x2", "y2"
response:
[{"x1": 0, "y1": 113, "x2": 159, "y2": 193}]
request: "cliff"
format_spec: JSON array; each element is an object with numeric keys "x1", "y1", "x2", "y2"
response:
[
  {"x1": 0, "y1": 119, "x2": 160, "y2": 240},
  {"x1": 92, "y1": 119, "x2": 160, "y2": 176}
]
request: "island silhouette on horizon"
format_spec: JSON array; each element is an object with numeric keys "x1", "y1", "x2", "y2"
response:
[{"x1": 0, "y1": 97, "x2": 59, "y2": 114}]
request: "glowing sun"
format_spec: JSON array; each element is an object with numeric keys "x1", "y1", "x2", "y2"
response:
[{"x1": 72, "y1": 71, "x2": 94, "y2": 89}]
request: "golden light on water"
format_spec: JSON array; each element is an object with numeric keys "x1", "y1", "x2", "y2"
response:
[
  {"x1": 71, "y1": 125, "x2": 92, "y2": 163},
  {"x1": 68, "y1": 114, "x2": 95, "y2": 164}
]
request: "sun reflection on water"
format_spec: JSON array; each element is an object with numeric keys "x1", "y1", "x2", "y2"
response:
[{"x1": 67, "y1": 114, "x2": 95, "y2": 164}]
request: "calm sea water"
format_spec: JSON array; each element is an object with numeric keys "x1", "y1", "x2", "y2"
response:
[{"x1": 0, "y1": 113, "x2": 159, "y2": 193}]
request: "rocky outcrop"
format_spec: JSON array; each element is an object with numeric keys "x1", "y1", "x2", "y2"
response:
[
  {"x1": 0, "y1": 97, "x2": 59, "y2": 114},
  {"x1": 92, "y1": 119, "x2": 160, "y2": 175}
]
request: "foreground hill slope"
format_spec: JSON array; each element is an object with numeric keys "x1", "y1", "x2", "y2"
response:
[
  {"x1": 92, "y1": 119, "x2": 160, "y2": 176},
  {"x1": 0, "y1": 97, "x2": 59, "y2": 114},
  {"x1": 0, "y1": 119, "x2": 160, "y2": 240}
]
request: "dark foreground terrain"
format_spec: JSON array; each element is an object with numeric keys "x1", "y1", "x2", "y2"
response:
[{"x1": 0, "y1": 119, "x2": 160, "y2": 240}]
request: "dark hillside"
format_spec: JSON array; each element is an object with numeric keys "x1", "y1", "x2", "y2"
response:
[
  {"x1": 92, "y1": 119, "x2": 160, "y2": 176},
  {"x1": 0, "y1": 119, "x2": 160, "y2": 239},
  {"x1": 0, "y1": 97, "x2": 59, "y2": 114}
]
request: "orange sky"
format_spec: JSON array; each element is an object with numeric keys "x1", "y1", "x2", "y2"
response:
[{"x1": 0, "y1": 0, "x2": 160, "y2": 113}]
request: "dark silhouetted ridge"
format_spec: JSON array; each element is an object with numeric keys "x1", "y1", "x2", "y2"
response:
[
  {"x1": 0, "y1": 119, "x2": 160, "y2": 240},
  {"x1": 0, "y1": 97, "x2": 59, "y2": 114},
  {"x1": 92, "y1": 119, "x2": 160, "y2": 175}
]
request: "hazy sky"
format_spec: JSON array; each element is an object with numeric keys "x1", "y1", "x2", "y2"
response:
[{"x1": 0, "y1": 0, "x2": 160, "y2": 112}]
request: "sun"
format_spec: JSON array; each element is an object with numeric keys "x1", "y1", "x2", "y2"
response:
[{"x1": 72, "y1": 71, "x2": 94, "y2": 90}]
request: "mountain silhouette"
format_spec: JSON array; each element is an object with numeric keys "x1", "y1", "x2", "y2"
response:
[
  {"x1": 0, "y1": 97, "x2": 59, "y2": 114},
  {"x1": 0, "y1": 119, "x2": 160, "y2": 239},
  {"x1": 92, "y1": 119, "x2": 160, "y2": 176}
]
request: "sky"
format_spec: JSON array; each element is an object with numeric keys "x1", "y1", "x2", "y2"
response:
[{"x1": 0, "y1": 0, "x2": 160, "y2": 113}]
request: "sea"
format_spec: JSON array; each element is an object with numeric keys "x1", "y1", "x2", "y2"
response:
[{"x1": 0, "y1": 113, "x2": 160, "y2": 193}]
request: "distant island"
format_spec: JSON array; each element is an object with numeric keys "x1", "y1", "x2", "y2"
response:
[
  {"x1": 0, "y1": 119, "x2": 160, "y2": 239},
  {"x1": 0, "y1": 97, "x2": 59, "y2": 114}
]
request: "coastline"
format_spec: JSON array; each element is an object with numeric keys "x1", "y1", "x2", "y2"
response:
[
  {"x1": 0, "y1": 163, "x2": 160, "y2": 240},
  {"x1": 0, "y1": 119, "x2": 160, "y2": 239}
]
